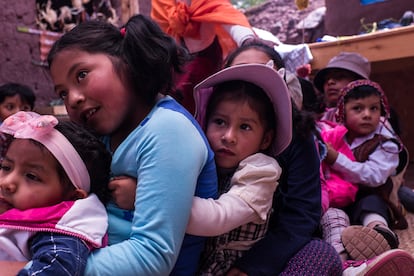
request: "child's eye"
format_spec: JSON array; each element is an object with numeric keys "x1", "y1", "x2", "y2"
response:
[
  {"x1": 21, "y1": 105, "x2": 31, "y2": 111},
  {"x1": 57, "y1": 90, "x2": 68, "y2": 100},
  {"x1": 77, "y1": 71, "x2": 88, "y2": 82},
  {"x1": 26, "y1": 173, "x2": 40, "y2": 182},
  {"x1": 0, "y1": 164, "x2": 11, "y2": 172},
  {"x1": 240, "y1": 124, "x2": 251, "y2": 131},
  {"x1": 5, "y1": 104, "x2": 15, "y2": 111},
  {"x1": 212, "y1": 118, "x2": 225, "y2": 126}
]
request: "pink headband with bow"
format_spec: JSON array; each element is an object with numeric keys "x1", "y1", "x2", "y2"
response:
[{"x1": 0, "y1": 111, "x2": 90, "y2": 192}]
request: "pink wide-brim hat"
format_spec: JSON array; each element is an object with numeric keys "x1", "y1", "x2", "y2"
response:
[{"x1": 194, "y1": 63, "x2": 292, "y2": 156}]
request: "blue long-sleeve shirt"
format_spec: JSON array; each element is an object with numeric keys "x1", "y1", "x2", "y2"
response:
[{"x1": 85, "y1": 96, "x2": 217, "y2": 276}]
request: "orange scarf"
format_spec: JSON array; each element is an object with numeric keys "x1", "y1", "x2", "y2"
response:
[{"x1": 151, "y1": 0, "x2": 252, "y2": 57}]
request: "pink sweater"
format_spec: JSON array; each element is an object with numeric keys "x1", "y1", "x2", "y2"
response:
[{"x1": 321, "y1": 125, "x2": 359, "y2": 208}]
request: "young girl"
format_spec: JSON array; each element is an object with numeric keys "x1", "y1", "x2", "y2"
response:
[
  {"x1": 0, "y1": 111, "x2": 110, "y2": 275},
  {"x1": 0, "y1": 83, "x2": 36, "y2": 122},
  {"x1": 45, "y1": 14, "x2": 217, "y2": 276},
  {"x1": 187, "y1": 63, "x2": 291, "y2": 274},
  {"x1": 221, "y1": 41, "x2": 343, "y2": 276},
  {"x1": 319, "y1": 80, "x2": 410, "y2": 273}
]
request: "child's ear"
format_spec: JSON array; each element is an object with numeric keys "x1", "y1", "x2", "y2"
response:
[
  {"x1": 71, "y1": 189, "x2": 88, "y2": 200},
  {"x1": 260, "y1": 130, "x2": 274, "y2": 151}
]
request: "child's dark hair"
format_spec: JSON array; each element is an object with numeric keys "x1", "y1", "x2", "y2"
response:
[
  {"x1": 55, "y1": 121, "x2": 112, "y2": 204},
  {"x1": 336, "y1": 80, "x2": 389, "y2": 123},
  {"x1": 47, "y1": 14, "x2": 189, "y2": 106},
  {"x1": 224, "y1": 41, "x2": 285, "y2": 70},
  {"x1": 206, "y1": 80, "x2": 276, "y2": 145},
  {"x1": 0, "y1": 83, "x2": 36, "y2": 109},
  {"x1": 344, "y1": 85, "x2": 382, "y2": 105}
]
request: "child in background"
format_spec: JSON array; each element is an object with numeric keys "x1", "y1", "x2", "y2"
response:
[
  {"x1": 318, "y1": 80, "x2": 414, "y2": 274},
  {"x1": 0, "y1": 83, "x2": 36, "y2": 122},
  {"x1": 313, "y1": 52, "x2": 370, "y2": 122},
  {"x1": 187, "y1": 64, "x2": 290, "y2": 274},
  {"x1": 45, "y1": 14, "x2": 217, "y2": 276},
  {"x1": 0, "y1": 111, "x2": 110, "y2": 275}
]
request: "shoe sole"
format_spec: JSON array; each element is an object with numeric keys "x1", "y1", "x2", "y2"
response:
[
  {"x1": 364, "y1": 249, "x2": 414, "y2": 276},
  {"x1": 342, "y1": 226, "x2": 390, "y2": 260}
]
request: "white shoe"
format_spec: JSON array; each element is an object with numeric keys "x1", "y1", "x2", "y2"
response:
[{"x1": 342, "y1": 249, "x2": 414, "y2": 276}]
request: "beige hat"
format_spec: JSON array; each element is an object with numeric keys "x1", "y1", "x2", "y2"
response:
[
  {"x1": 313, "y1": 52, "x2": 371, "y2": 92},
  {"x1": 194, "y1": 64, "x2": 292, "y2": 156}
]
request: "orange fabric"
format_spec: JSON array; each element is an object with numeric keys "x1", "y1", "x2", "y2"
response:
[{"x1": 151, "y1": 0, "x2": 252, "y2": 57}]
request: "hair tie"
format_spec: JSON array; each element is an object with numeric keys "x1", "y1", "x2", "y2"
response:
[{"x1": 120, "y1": 27, "x2": 126, "y2": 37}]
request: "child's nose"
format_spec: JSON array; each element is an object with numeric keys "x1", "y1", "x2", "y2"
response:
[
  {"x1": 0, "y1": 178, "x2": 17, "y2": 194},
  {"x1": 67, "y1": 89, "x2": 86, "y2": 108},
  {"x1": 326, "y1": 78, "x2": 336, "y2": 85},
  {"x1": 222, "y1": 128, "x2": 237, "y2": 144}
]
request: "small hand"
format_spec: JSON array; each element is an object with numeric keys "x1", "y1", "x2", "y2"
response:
[
  {"x1": 324, "y1": 143, "x2": 339, "y2": 165},
  {"x1": 109, "y1": 176, "x2": 137, "y2": 210}
]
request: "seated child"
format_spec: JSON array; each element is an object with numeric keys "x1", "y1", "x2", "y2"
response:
[
  {"x1": 0, "y1": 83, "x2": 36, "y2": 122},
  {"x1": 188, "y1": 63, "x2": 292, "y2": 275},
  {"x1": 0, "y1": 111, "x2": 111, "y2": 275},
  {"x1": 319, "y1": 80, "x2": 402, "y2": 264}
]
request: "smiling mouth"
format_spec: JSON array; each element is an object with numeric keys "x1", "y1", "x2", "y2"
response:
[{"x1": 83, "y1": 108, "x2": 98, "y2": 122}]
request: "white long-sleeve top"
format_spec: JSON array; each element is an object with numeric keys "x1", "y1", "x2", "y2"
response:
[
  {"x1": 331, "y1": 123, "x2": 399, "y2": 187},
  {"x1": 187, "y1": 153, "x2": 281, "y2": 236}
]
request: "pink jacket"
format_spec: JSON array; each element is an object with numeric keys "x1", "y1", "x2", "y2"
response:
[
  {"x1": 321, "y1": 125, "x2": 359, "y2": 208},
  {"x1": 0, "y1": 194, "x2": 107, "y2": 261}
]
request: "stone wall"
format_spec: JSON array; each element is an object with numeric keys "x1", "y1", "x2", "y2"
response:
[
  {"x1": 0, "y1": 1, "x2": 55, "y2": 107},
  {"x1": 0, "y1": 0, "x2": 151, "y2": 108}
]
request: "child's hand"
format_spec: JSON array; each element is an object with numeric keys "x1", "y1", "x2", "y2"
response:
[
  {"x1": 109, "y1": 176, "x2": 137, "y2": 210},
  {"x1": 324, "y1": 143, "x2": 339, "y2": 165}
]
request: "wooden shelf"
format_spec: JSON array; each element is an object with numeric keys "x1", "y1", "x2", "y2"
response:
[{"x1": 308, "y1": 24, "x2": 414, "y2": 70}]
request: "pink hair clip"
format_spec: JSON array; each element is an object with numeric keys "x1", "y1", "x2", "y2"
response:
[{"x1": 120, "y1": 27, "x2": 126, "y2": 37}]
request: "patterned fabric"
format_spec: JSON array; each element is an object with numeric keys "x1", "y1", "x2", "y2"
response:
[
  {"x1": 17, "y1": 233, "x2": 89, "y2": 276},
  {"x1": 198, "y1": 171, "x2": 271, "y2": 275},
  {"x1": 198, "y1": 217, "x2": 270, "y2": 275},
  {"x1": 320, "y1": 207, "x2": 350, "y2": 255},
  {"x1": 280, "y1": 239, "x2": 343, "y2": 276}
]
